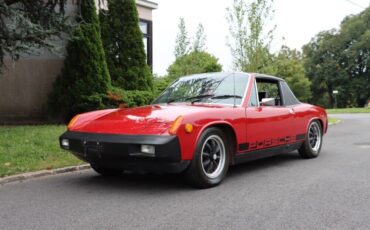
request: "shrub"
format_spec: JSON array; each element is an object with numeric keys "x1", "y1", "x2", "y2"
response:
[
  {"x1": 48, "y1": 0, "x2": 110, "y2": 122},
  {"x1": 104, "y1": 87, "x2": 154, "y2": 108}
]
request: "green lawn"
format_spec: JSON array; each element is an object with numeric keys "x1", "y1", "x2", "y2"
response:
[
  {"x1": 328, "y1": 117, "x2": 340, "y2": 124},
  {"x1": 0, "y1": 125, "x2": 82, "y2": 177},
  {"x1": 326, "y1": 107, "x2": 370, "y2": 114}
]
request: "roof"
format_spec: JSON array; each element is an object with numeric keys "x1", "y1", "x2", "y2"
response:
[
  {"x1": 136, "y1": 0, "x2": 158, "y2": 9},
  {"x1": 177, "y1": 72, "x2": 285, "y2": 82},
  {"x1": 252, "y1": 73, "x2": 286, "y2": 82},
  {"x1": 180, "y1": 72, "x2": 233, "y2": 80}
]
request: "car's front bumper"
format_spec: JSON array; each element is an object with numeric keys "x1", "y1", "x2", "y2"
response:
[{"x1": 59, "y1": 131, "x2": 189, "y2": 173}]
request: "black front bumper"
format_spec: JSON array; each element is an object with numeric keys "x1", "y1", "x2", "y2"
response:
[{"x1": 59, "y1": 131, "x2": 189, "y2": 173}]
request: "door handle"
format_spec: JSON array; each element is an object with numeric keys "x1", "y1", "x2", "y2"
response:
[{"x1": 289, "y1": 108, "x2": 295, "y2": 114}]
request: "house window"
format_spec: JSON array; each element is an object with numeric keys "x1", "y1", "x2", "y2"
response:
[{"x1": 139, "y1": 19, "x2": 153, "y2": 68}]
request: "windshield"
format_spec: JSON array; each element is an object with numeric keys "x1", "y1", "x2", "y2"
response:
[{"x1": 152, "y1": 73, "x2": 249, "y2": 106}]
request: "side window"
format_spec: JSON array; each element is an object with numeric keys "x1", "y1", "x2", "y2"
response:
[
  {"x1": 248, "y1": 80, "x2": 259, "y2": 107},
  {"x1": 256, "y1": 80, "x2": 282, "y2": 106}
]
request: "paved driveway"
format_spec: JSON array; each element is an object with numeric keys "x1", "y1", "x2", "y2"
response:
[{"x1": 1, "y1": 114, "x2": 370, "y2": 230}]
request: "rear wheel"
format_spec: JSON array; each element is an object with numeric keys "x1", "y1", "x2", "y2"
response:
[
  {"x1": 185, "y1": 127, "x2": 229, "y2": 188},
  {"x1": 91, "y1": 165, "x2": 123, "y2": 176},
  {"x1": 299, "y1": 120, "x2": 323, "y2": 159}
]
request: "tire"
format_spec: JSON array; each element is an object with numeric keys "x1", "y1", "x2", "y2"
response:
[
  {"x1": 91, "y1": 165, "x2": 123, "y2": 176},
  {"x1": 299, "y1": 120, "x2": 323, "y2": 159},
  {"x1": 185, "y1": 127, "x2": 230, "y2": 188}
]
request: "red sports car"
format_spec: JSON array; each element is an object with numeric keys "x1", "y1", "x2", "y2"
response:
[{"x1": 60, "y1": 72, "x2": 327, "y2": 188}]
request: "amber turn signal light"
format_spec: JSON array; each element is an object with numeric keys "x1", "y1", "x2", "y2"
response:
[
  {"x1": 184, "y1": 123, "x2": 193, "y2": 133},
  {"x1": 169, "y1": 116, "x2": 184, "y2": 135},
  {"x1": 67, "y1": 115, "x2": 80, "y2": 130}
]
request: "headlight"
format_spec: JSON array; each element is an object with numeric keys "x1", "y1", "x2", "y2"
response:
[
  {"x1": 141, "y1": 145, "x2": 155, "y2": 155},
  {"x1": 61, "y1": 139, "x2": 70, "y2": 149},
  {"x1": 140, "y1": 145, "x2": 155, "y2": 156}
]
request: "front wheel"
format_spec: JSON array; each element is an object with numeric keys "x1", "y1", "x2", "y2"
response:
[
  {"x1": 299, "y1": 120, "x2": 323, "y2": 159},
  {"x1": 185, "y1": 127, "x2": 229, "y2": 188}
]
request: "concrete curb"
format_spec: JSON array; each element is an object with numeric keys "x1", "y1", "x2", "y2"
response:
[{"x1": 0, "y1": 164, "x2": 91, "y2": 186}]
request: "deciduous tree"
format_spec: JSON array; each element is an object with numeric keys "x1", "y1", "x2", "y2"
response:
[
  {"x1": 174, "y1": 18, "x2": 190, "y2": 58},
  {"x1": 264, "y1": 46, "x2": 311, "y2": 102},
  {"x1": 193, "y1": 23, "x2": 207, "y2": 52},
  {"x1": 303, "y1": 6, "x2": 370, "y2": 108},
  {"x1": 167, "y1": 51, "x2": 222, "y2": 80},
  {"x1": 0, "y1": 0, "x2": 72, "y2": 71},
  {"x1": 226, "y1": 0, "x2": 275, "y2": 72}
]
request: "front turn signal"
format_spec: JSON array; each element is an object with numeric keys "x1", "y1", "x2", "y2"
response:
[
  {"x1": 67, "y1": 115, "x2": 80, "y2": 130},
  {"x1": 184, "y1": 123, "x2": 193, "y2": 133},
  {"x1": 168, "y1": 116, "x2": 184, "y2": 135}
]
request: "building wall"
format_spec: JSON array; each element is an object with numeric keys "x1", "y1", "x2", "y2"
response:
[
  {"x1": 0, "y1": 59, "x2": 64, "y2": 123},
  {"x1": 137, "y1": 5, "x2": 153, "y2": 20},
  {"x1": 0, "y1": 1, "x2": 156, "y2": 124},
  {"x1": 0, "y1": 0, "x2": 76, "y2": 124}
]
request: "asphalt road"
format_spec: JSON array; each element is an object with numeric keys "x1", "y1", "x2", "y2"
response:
[{"x1": 1, "y1": 114, "x2": 370, "y2": 230}]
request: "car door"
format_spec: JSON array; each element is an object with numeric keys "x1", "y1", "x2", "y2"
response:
[{"x1": 244, "y1": 77, "x2": 295, "y2": 152}]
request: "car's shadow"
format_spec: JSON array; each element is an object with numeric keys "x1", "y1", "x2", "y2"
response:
[
  {"x1": 67, "y1": 152, "x2": 302, "y2": 192},
  {"x1": 228, "y1": 152, "x2": 301, "y2": 178}
]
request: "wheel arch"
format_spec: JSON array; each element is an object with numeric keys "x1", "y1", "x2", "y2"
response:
[
  {"x1": 196, "y1": 121, "x2": 238, "y2": 165},
  {"x1": 307, "y1": 117, "x2": 325, "y2": 134}
]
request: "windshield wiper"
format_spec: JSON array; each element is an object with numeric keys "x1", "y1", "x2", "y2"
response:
[
  {"x1": 187, "y1": 94, "x2": 214, "y2": 104},
  {"x1": 167, "y1": 94, "x2": 242, "y2": 104},
  {"x1": 167, "y1": 98, "x2": 179, "y2": 104},
  {"x1": 166, "y1": 94, "x2": 214, "y2": 104},
  {"x1": 211, "y1": 94, "x2": 242, "y2": 99}
]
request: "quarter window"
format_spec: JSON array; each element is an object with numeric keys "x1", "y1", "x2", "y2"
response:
[{"x1": 248, "y1": 81, "x2": 259, "y2": 107}]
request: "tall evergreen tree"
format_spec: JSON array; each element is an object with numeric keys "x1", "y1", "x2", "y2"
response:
[
  {"x1": 100, "y1": 0, "x2": 153, "y2": 90},
  {"x1": 49, "y1": 0, "x2": 110, "y2": 121}
]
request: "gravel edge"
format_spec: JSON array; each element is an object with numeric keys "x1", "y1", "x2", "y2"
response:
[{"x1": 0, "y1": 164, "x2": 91, "y2": 186}]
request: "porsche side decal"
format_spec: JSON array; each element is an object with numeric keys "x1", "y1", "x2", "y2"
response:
[{"x1": 241, "y1": 134, "x2": 306, "y2": 151}]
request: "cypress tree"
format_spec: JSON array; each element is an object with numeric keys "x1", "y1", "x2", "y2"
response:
[
  {"x1": 100, "y1": 0, "x2": 153, "y2": 90},
  {"x1": 49, "y1": 0, "x2": 110, "y2": 121}
]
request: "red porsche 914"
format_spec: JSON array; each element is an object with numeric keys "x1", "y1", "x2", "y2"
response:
[{"x1": 60, "y1": 72, "x2": 327, "y2": 188}]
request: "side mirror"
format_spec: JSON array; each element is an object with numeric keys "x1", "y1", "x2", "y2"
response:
[{"x1": 261, "y1": 98, "x2": 275, "y2": 106}]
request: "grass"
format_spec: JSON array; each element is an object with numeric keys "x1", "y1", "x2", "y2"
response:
[
  {"x1": 328, "y1": 117, "x2": 340, "y2": 124},
  {"x1": 326, "y1": 107, "x2": 370, "y2": 114},
  {"x1": 0, "y1": 125, "x2": 82, "y2": 177}
]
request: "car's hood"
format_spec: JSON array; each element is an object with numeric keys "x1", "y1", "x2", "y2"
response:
[{"x1": 69, "y1": 104, "x2": 224, "y2": 135}]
